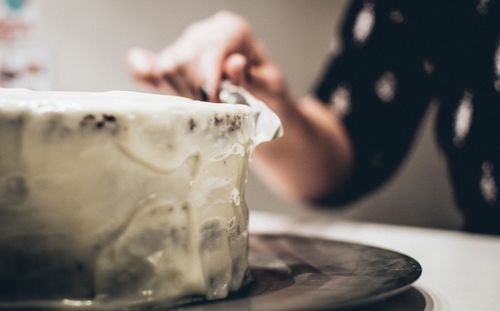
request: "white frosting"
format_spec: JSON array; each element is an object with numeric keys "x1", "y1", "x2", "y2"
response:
[
  {"x1": 0, "y1": 88, "x2": 269, "y2": 308},
  {"x1": 0, "y1": 88, "x2": 255, "y2": 114}
]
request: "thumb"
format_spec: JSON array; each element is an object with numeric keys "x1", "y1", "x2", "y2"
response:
[{"x1": 223, "y1": 53, "x2": 249, "y2": 85}]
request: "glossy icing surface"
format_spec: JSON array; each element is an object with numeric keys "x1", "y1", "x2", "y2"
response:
[{"x1": 0, "y1": 88, "x2": 265, "y2": 308}]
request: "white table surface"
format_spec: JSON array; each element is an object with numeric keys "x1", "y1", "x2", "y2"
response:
[{"x1": 249, "y1": 211, "x2": 500, "y2": 311}]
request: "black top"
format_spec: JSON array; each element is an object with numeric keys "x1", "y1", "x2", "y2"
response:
[{"x1": 314, "y1": 0, "x2": 500, "y2": 235}]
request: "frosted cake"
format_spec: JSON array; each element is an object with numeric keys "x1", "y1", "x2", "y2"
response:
[{"x1": 0, "y1": 88, "x2": 277, "y2": 308}]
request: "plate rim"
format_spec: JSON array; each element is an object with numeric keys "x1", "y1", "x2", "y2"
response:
[{"x1": 248, "y1": 232, "x2": 423, "y2": 310}]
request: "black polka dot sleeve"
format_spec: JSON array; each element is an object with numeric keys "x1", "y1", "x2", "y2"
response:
[{"x1": 313, "y1": 1, "x2": 434, "y2": 205}]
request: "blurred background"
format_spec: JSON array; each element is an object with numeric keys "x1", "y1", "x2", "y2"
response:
[{"x1": 4, "y1": 0, "x2": 463, "y2": 229}]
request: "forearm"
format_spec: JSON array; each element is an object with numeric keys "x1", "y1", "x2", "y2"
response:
[{"x1": 252, "y1": 94, "x2": 353, "y2": 203}]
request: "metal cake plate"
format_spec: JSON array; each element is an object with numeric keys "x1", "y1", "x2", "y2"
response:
[
  {"x1": 166, "y1": 233, "x2": 422, "y2": 311},
  {"x1": 1, "y1": 234, "x2": 422, "y2": 311}
]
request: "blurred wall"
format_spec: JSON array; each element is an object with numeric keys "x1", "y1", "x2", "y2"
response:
[{"x1": 35, "y1": 0, "x2": 463, "y2": 229}]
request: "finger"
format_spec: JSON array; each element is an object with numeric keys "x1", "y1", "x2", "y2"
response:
[
  {"x1": 199, "y1": 51, "x2": 224, "y2": 102},
  {"x1": 134, "y1": 75, "x2": 162, "y2": 92},
  {"x1": 241, "y1": 63, "x2": 287, "y2": 111},
  {"x1": 246, "y1": 64, "x2": 280, "y2": 91},
  {"x1": 158, "y1": 51, "x2": 207, "y2": 100},
  {"x1": 174, "y1": 74, "x2": 197, "y2": 98},
  {"x1": 176, "y1": 66, "x2": 198, "y2": 98},
  {"x1": 155, "y1": 54, "x2": 196, "y2": 97},
  {"x1": 151, "y1": 55, "x2": 182, "y2": 96},
  {"x1": 127, "y1": 48, "x2": 160, "y2": 89},
  {"x1": 162, "y1": 73, "x2": 194, "y2": 97},
  {"x1": 223, "y1": 53, "x2": 249, "y2": 85}
]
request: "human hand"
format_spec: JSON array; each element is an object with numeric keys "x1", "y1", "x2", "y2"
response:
[
  {"x1": 127, "y1": 11, "x2": 292, "y2": 113},
  {"x1": 127, "y1": 11, "x2": 354, "y2": 203}
]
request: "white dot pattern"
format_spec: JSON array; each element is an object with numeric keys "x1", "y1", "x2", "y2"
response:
[
  {"x1": 422, "y1": 59, "x2": 435, "y2": 75},
  {"x1": 476, "y1": 0, "x2": 490, "y2": 14},
  {"x1": 453, "y1": 91, "x2": 474, "y2": 147},
  {"x1": 480, "y1": 162, "x2": 497, "y2": 204},
  {"x1": 313, "y1": 1, "x2": 500, "y2": 234},
  {"x1": 353, "y1": 3, "x2": 375, "y2": 44},
  {"x1": 375, "y1": 71, "x2": 397, "y2": 103},
  {"x1": 330, "y1": 85, "x2": 351, "y2": 118}
]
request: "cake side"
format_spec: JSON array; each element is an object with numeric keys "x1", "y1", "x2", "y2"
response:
[{"x1": 0, "y1": 89, "x2": 256, "y2": 307}]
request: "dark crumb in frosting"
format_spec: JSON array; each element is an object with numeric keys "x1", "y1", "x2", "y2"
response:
[
  {"x1": 79, "y1": 115, "x2": 95, "y2": 129},
  {"x1": 79, "y1": 114, "x2": 119, "y2": 134},
  {"x1": 95, "y1": 121, "x2": 105, "y2": 129},
  {"x1": 188, "y1": 118, "x2": 197, "y2": 131},
  {"x1": 211, "y1": 113, "x2": 243, "y2": 133},
  {"x1": 214, "y1": 115, "x2": 223, "y2": 126},
  {"x1": 103, "y1": 114, "x2": 116, "y2": 122},
  {"x1": 228, "y1": 115, "x2": 242, "y2": 132},
  {"x1": 80, "y1": 114, "x2": 95, "y2": 126}
]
